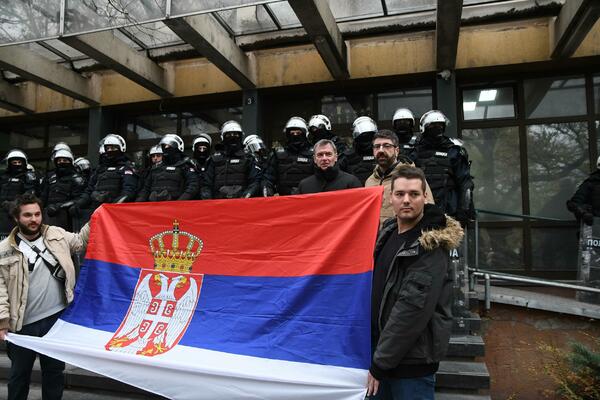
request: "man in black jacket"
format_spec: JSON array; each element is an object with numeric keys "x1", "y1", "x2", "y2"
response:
[
  {"x1": 367, "y1": 166, "x2": 463, "y2": 399},
  {"x1": 298, "y1": 139, "x2": 361, "y2": 194},
  {"x1": 567, "y1": 157, "x2": 600, "y2": 226}
]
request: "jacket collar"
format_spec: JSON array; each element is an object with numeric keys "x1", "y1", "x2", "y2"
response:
[
  {"x1": 8, "y1": 224, "x2": 54, "y2": 250},
  {"x1": 374, "y1": 204, "x2": 464, "y2": 256}
]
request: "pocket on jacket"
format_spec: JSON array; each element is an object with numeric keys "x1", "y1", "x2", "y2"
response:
[{"x1": 399, "y1": 271, "x2": 432, "y2": 309}]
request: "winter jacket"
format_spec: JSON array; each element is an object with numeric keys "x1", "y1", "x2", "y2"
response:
[
  {"x1": 370, "y1": 205, "x2": 463, "y2": 379},
  {"x1": 298, "y1": 165, "x2": 362, "y2": 194},
  {"x1": 365, "y1": 162, "x2": 435, "y2": 226},
  {"x1": 0, "y1": 223, "x2": 90, "y2": 332}
]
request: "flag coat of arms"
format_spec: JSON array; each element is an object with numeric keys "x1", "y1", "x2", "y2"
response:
[{"x1": 9, "y1": 187, "x2": 383, "y2": 400}]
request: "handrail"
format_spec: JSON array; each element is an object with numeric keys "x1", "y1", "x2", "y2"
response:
[
  {"x1": 475, "y1": 209, "x2": 573, "y2": 222},
  {"x1": 469, "y1": 267, "x2": 600, "y2": 294}
]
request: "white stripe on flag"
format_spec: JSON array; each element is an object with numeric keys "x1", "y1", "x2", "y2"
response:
[{"x1": 8, "y1": 320, "x2": 368, "y2": 400}]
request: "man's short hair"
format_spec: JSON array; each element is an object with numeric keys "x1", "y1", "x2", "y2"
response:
[
  {"x1": 10, "y1": 193, "x2": 43, "y2": 219},
  {"x1": 373, "y1": 129, "x2": 399, "y2": 147},
  {"x1": 313, "y1": 139, "x2": 337, "y2": 154},
  {"x1": 390, "y1": 165, "x2": 427, "y2": 193}
]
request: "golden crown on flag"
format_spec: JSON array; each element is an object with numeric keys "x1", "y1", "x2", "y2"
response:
[{"x1": 149, "y1": 220, "x2": 203, "y2": 273}]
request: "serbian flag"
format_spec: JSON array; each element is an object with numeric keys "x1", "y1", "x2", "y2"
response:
[{"x1": 8, "y1": 187, "x2": 382, "y2": 399}]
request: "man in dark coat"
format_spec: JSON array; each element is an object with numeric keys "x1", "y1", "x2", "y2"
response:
[
  {"x1": 367, "y1": 166, "x2": 463, "y2": 400},
  {"x1": 567, "y1": 157, "x2": 600, "y2": 226},
  {"x1": 298, "y1": 139, "x2": 361, "y2": 194}
]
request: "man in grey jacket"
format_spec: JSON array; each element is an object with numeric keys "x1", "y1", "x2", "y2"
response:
[
  {"x1": 0, "y1": 193, "x2": 90, "y2": 400},
  {"x1": 367, "y1": 166, "x2": 463, "y2": 399}
]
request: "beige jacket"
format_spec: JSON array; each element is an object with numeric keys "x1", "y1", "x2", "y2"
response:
[
  {"x1": 0, "y1": 223, "x2": 90, "y2": 332},
  {"x1": 365, "y1": 162, "x2": 435, "y2": 226}
]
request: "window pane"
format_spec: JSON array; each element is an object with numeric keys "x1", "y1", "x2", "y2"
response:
[
  {"x1": 0, "y1": 0, "x2": 60, "y2": 44},
  {"x1": 65, "y1": 0, "x2": 166, "y2": 34},
  {"x1": 462, "y1": 127, "x2": 522, "y2": 220},
  {"x1": 524, "y1": 77, "x2": 587, "y2": 118},
  {"x1": 265, "y1": 3, "x2": 301, "y2": 28},
  {"x1": 321, "y1": 94, "x2": 373, "y2": 146},
  {"x1": 477, "y1": 226, "x2": 524, "y2": 270},
  {"x1": 171, "y1": 0, "x2": 267, "y2": 17},
  {"x1": 462, "y1": 87, "x2": 515, "y2": 120},
  {"x1": 0, "y1": 126, "x2": 45, "y2": 151},
  {"x1": 531, "y1": 227, "x2": 578, "y2": 271},
  {"x1": 377, "y1": 88, "x2": 433, "y2": 127},
  {"x1": 385, "y1": 0, "x2": 435, "y2": 14},
  {"x1": 594, "y1": 75, "x2": 600, "y2": 115},
  {"x1": 327, "y1": 0, "x2": 383, "y2": 21},
  {"x1": 122, "y1": 22, "x2": 182, "y2": 48},
  {"x1": 217, "y1": 5, "x2": 277, "y2": 35},
  {"x1": 48, "y1": 122, "x2": 89, "y2": 147},
  {"x1": 181, "y1": 107, "x2": 242, "y2": 146},
  {"x1": 527, "y1": 122, "x2": 589, "y2": 219}
]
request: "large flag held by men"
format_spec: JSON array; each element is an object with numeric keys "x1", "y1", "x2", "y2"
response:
[{"x1": 8, "y1": 187, "x2": 383, "y2": 399}]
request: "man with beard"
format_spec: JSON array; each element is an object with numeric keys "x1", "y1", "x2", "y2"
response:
[
  {"x1": 344, "y1": 116, "x2": 378, "y2": 185},
  {"x1": 200, "y1": 121, "x2": 261, "y2": 199},
  {"x1": 411, "y1": 110, "x2": 474, "y2": 226},
  {"x1": 0, "y1": 150, "x2": 39, "y2": 236},
  {"x1": 366, "y1": 167, "x2": 461, "y2": 400},
  {"x1": 298, "y1": 139, "x2": 361, "y2": 194},
  {"x1": 136, "y1": 134, "x2": 199, "y2": 202},
  {"x1": 40, "y1": 149, "x2": 86, "y2": 231},
  {"x1": 365, "y1": 130, "x2": 433, "y2": 227},
  {"x1": 262, "y1": 116, "x2": 314, "y2": 196},
  {"x1": 392, "y1": 108, "x2": 417, "y2": 158},
  {"x1": 0, "y1": 193, "x2": 90, "y2": 400},
  {"x1": 73, "y1": 134, "x2": 138, "y2": 221}
]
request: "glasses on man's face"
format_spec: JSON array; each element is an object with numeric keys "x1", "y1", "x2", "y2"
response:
[{"x1": 372, "y1": 143, "x2": 396, "y2": 150}]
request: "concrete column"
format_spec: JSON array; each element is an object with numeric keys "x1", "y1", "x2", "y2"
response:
[
  {"x1": 436, "y1": 71, "x2": 458, "y2": 138},
  {"x1": 242, "y1": 89, "x2": 262, "y2": 137},
  {"x1": 87, "y1": 107, "x2": 114, "y2": 166}
]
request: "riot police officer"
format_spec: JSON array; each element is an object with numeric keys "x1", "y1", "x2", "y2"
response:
[
  {"x1": 137, "y1": 145, "x2": 163, "y2": 192},
  {"x1": 343, "y1": 116, "x2": 378, "y2": 185},
  {"x1": 411, "y1": 110, "x2": 474, "y2": 225},
  {"x1": 200, "y1": 121, "x2": 261, "y2": 199},
  {"x1": 74, "y1": 157, "x2": 92, "y2": 187},
  {"x1": 137, "y1": 134, "x2": 199, "y2": 202},
  {"x1": 307, "y1": 114, "x2": 348, "y2": 161},
  {"x1": 75, "y1": 134, "x2": 138, "y2": 215},
  {"x1": 0, "y1": 149, "x2": 38, "y2": 234},
  {"x1": 40, "y1": 149, "x2": 86, "y2": 230},
  {"x1": 392, "y1": 108, "x2": 418, "y2": 158},
  {"x1": 262, "y1": 116, "x2": 314, "y2": 196},
  {"x1": 567, "y1": 156, "x2": 600, "y2": 226},
  {"x1": 243, "y1": 134, "x2": 269, "y2": 169}
]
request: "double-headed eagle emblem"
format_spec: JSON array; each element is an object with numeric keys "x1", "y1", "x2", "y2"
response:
[{"x1": 106, "y1": 220, "x2": 204, "y2": 356}]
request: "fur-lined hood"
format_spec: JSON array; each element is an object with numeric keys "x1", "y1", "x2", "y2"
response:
[{"x1": 419, "y1": 215, "x2": 463, "y2": 251}]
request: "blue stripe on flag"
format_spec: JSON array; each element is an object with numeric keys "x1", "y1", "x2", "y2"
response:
[{"x1": 62, "y1": 259, "x2": 372, "y2": 369}]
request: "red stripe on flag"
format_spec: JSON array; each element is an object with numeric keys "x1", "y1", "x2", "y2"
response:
[{"x1": 85, "y1": 187, "x2": 383, "y2": 277}]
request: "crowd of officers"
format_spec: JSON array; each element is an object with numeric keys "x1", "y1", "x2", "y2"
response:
[{"x1": 0, "y1": 108, "x2": 475, "y2": 234}]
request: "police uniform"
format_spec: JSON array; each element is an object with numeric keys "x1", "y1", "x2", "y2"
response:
[
  {"x1": 0, "y1": 169, "x2": 38, "y2": 234},
  {"x1": 411, "y1": 136, "x2": 474, "y2": 223},
  {"x1": 262, "y1": 146, "x2": 314, "y2": 196},
  {"x1": 200, "y1": 150, "x2": 261, "y2": 199},
  {"x1": 40, "y1": 167, "x2": 86, "y2": 230},
  {"x1": 342, "y1": 148, "x2": 376, "y2": 185},
  {"x1": 137, "y1": 157, "x2": 199, "y2": 202},
  {"x1": 77, "y1": 155, "x2": 138, "y2": 215}
]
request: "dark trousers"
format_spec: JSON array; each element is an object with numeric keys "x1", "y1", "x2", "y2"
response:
[{"x1": 6, "y1": 312, "x2": 64, "y2": 400}]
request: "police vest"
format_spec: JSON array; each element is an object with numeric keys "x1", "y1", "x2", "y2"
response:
[
  {"x1": 0, "y1": 171, "x2": 36, "y2": 202},
  {"x1": 93, "y1": 165, "x2": 127, "y2": 201},
  {"x1": 344, "y1": 150, "x2": 376, "y2": 185},
  {"x1": 149, "y1": 160, "x2": 190, "y2": 200},
  {"x1": 413, "y1": 148, "x2": 456, "y2": 206},
  {"x1": 212, "y1": 152, "x2": 250, "y2": 198},
  {"x1": 275, "y1": 147, "x2": 314, "y2": 195},
  {"x1": 47, "y1": 171, "x2": 84, "y2": 205}
]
